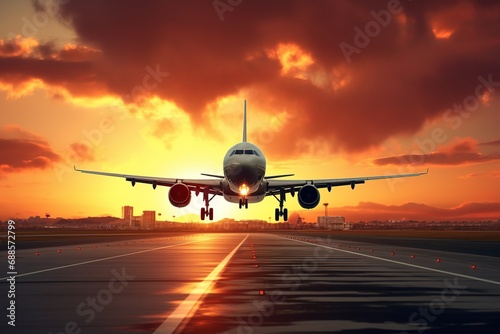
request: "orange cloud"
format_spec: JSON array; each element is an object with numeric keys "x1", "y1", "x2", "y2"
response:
[
  {"x1": 306, "y1": 201, "x2": 500, "y2": 222},
  {"x1": 0, "y1": 1, "x2": 499, "y2": 159},
  {"x1": 0, "y1": 125, "x2": 61, "y2": 176},
  {"x1": 460, "y1": 170, "x2": 500, "y2": 179},
  {"x1": 58, "y1": 44, "x2": 101, "y2": 62},
  {"x1": 0, "y1": 36, "x2": 100, "y2": 61},
  {"x1": 373, "y1": 138, "x2": 500, "y2": 166},
  {"x1": 0, "y1": 36, "x2": 40, "y2": 58},
  {"x1": 428, "y1": 1, "x2": 476, "y2": 40},
  {"x1": 69, "y1": 142, "x2": 95, "y2": 162},
  {"x1": 479, "y1": 139, "x2": 500, "y2": 147},
  {"x1": 266, "y1": 42, "x2": 314, "y2": 79}
]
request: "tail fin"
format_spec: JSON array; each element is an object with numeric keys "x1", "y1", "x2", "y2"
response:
[{"x1": 242, "y1": 99, "x2": 247, "y2": 142}]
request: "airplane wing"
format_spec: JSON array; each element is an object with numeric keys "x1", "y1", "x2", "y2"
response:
[
  {"x1": 73, "y1": 166, "x2": 223, "y2": 195},
  {"x1": 266, "y1": 169, "x2": 428, "y2": 195}
]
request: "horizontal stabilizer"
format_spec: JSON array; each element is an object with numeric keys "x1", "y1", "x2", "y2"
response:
[
  {"x1": 266, "y1": 174, "x2": 295, "y2": 179},
  {"x1": 201, "y1": 173, "x2": 225, "y2": 178}
]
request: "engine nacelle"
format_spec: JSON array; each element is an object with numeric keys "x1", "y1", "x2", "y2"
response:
[
  {"x1": 168, "y1": 183, "x2": 191, "y2": 208},
  {"x1": 298, "y1": 184, "x2": 320, "y2": 209}
]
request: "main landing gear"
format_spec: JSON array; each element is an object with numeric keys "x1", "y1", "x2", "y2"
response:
[
  {"x1": 275, "y1": 208, "x2": 288, "y2": 222},
  {"x1": 200, "y1": 187, "x2": 216, "y2": 221},
  {"x1": 201, "y1": 207, "x2": 213, "y2": 221},
  {"x1": 273, "y1": 188, "x2": 288, "y2": 221}
]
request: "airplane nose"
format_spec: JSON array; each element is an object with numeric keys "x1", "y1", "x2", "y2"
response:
[
  {"x1": 234, "y1": 166, "x2": 255, "y2": 183},
  {"x1": 227, "y1": 164, "x2": 261, "y2": 186}
]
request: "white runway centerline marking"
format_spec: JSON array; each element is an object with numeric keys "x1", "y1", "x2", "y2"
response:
[
  {"x1": 0, "y1": 237, "x2": 213, "y2": 280},
  {"x1": 287, "y1": 237, "x2": 500, "y2": 286},
  {"x1": 153, "y1": 233, "x2": 249, "y2": 334}
]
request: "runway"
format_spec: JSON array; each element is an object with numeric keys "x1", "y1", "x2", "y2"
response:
[{"x1": 1, "y1": 232, "x2": 499, "y2": 333}]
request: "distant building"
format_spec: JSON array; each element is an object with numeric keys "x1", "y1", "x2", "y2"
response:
[
  {"x1": 132, "y1": 215, "x2": 142, "y2": 228},
  {"x1": 141, "y1": 210, "x2": 156, "y2": 229},
  {"x1": 318, "y1": 216, "x2": 348, "y2": 230},
  {"x1": 122, "y1": 206, "x2": 133, "y2": 227}
]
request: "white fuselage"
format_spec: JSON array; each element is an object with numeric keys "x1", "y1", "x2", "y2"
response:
[{"x1": 222, "y1": 141, "x2": 267, "y2": 203}]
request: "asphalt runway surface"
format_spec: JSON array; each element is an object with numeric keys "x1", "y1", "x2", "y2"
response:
[{"x1": 1, "y1": 232, "x2": 499, "y2": 333}]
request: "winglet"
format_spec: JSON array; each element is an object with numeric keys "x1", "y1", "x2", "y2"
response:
[{"x1": 242, "y1": 100, "x2": 247, "y2": 142}]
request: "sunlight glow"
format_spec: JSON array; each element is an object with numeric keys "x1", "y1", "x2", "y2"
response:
[
  {"x1": 0, "y1": 79, "x2": 45, "y2": 99},
  {"x1": 266, "y1": 43, "x2": 314, "y2": 79},
  {"x1": 2, "y1": 35, "x2": 40, "y2": 57}
]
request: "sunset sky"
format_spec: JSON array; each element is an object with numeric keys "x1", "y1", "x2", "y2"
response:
[{"x1": 1, "y1": 0, "x2": 499, "y2": 222}]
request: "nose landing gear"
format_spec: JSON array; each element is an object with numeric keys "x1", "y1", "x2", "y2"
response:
[{"x1": 239, "y1": 198, "x2": 249, "y2": 209}]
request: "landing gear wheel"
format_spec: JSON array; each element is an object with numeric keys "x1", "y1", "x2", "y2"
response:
[
  {"x1": 201, "y1": 187, "x2": 216, "y2": 221},
  {"x1": 272, "y1": 187, "x2": 289, "y2": 221},
  {"x1": 239, "y1": 198, "x2": 249, "y2": 209}
]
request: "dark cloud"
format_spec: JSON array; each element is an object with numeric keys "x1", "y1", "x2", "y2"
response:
[
  {"x1": 0, "y1": 126, "x2": 61, "y2": 175},
  {"x1": 373, "y1": 137, "x2": 500, "y2": 166},
  {"x1": 480, "y1": 139, "x2": 500, "y2": 146},
  {"x1": 323, "y1": 201, "x2": 500, "y2": 222},
  {"x1": 1, "y1": 0, "x2": 500, "y2": 156},
  {"x1": 0, "y1": 39, "x2": 22, "y2": 56}
]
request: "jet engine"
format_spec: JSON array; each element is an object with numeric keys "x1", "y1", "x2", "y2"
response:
[
  {"x1": 168, "y1": 183, "x2": 191, "y2": 208},
  {"x1": 298, "y1": 184, "x2": 320, "y2": 209}
]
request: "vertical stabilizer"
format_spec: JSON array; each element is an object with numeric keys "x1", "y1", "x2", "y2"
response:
[{"x1": 243, "y1": 100, "x2": 247, "y2": 142}]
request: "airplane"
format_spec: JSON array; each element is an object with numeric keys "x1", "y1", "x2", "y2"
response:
[{"x1": 75, "y1": 100, "x2": 428, "y2": 221}]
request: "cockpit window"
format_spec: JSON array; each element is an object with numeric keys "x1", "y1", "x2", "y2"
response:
[{"x1": 231, "y1": 149, "x2": 260, "y2": 156}]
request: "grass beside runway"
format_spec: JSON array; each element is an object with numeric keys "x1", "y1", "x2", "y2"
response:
[
  {"x1": 276, "y1": 230, "x2": 500, "y2": 257},
  {"x1": 0, "y1": 229, "x2": 192, "y2": 250},
  {"x1": 279, "y1": 229, "x2": 500, "y2": 242},
  {"x1": 2, "y1": 229, "x2": 500, "y2": 252}
]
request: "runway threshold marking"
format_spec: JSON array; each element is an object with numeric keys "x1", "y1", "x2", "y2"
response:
[
  {"x1": 0, "y1": 237, "x2": 213, "y2": 281},
  {"x1": 153, "y1": 233, "x2": 249, "y2": 334},
  {"x1": 287, "y1": 237, "x2": 500, "y2": 286}
]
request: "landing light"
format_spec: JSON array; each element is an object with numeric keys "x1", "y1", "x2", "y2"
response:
[{"x1": 239, "y1": 184, "x2": 249, "y2": 196}]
